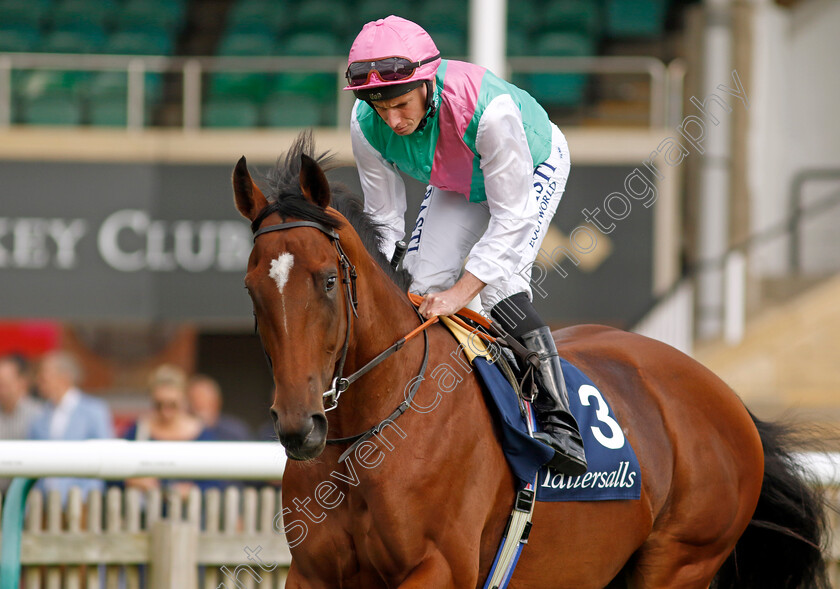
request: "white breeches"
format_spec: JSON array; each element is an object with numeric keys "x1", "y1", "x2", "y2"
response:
[{"x1": 403, "y1": 125, "x2": 571, "y2": 314}]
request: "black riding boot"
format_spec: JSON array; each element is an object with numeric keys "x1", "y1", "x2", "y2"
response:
[
  {"x1": 490, "y1": 293, "x2": 588, "y2": 476},
  {"x1": 519, "y1": 327, "x2": 588, "y2": 476}
]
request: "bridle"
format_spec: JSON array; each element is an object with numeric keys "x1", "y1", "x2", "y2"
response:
[{"x1": 250, "y1": 208, "x2": 432, "y2": 461}]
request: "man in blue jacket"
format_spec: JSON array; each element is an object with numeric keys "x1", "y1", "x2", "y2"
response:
[{"x1": 30, "y1": 351, "x2": 113, "y2": 503}]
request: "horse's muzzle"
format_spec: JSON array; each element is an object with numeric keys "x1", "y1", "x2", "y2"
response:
[{"x1": 273, "y1": 409, "x2": 328, "y2": 460}]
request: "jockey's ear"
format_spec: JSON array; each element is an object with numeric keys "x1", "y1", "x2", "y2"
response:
[
  {"x1": 233, "y1": 156, "x2": 269, "y2": 222},
  {"x1": 299, "y1": 154, "x2": 331, "y2": 209}
]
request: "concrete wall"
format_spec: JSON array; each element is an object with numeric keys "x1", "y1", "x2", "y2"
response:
[{"x1": 748, "y1": 0, "x2": 840, "y2": 276}]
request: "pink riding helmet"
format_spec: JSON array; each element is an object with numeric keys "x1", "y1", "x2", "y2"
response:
[{"x1": 344, "y1": 15, "x2": 441, "y2": 101}]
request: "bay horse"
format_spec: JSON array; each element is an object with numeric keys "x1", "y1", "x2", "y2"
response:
[{"x1": 232, "y1": 133, "x2": 828, "y2": 588}]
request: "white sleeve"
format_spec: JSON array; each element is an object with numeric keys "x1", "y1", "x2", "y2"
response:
[
  {"x1": 464, "y1": 94, "x2": 538, "y2": 287},
  {"x1": 350, "y1": 101, "x2": 407, "y2": 260}
]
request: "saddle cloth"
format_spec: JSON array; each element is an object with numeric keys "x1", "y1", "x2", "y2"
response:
[{"x1": 441, "y1": 316, "x2": 641, "y2": 502}]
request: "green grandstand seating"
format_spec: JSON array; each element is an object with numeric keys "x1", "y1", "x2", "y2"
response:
[
  {"x1": 425, "y1": 29, "x2": 466, "y2": 57},
  {"x1": 202, "y1": 97, "x2": 260, "y2": 127},
  {"x1": 282, "y1": 31, "x2": 342, "y2": 56},
  {"x1": 417, "y1": 0, "x2": 467, "y2": 36},
  {"x1": 87, "y1": 71, "x2": 163, "y2": 100},
  {"x1": 0, "y1": 2, "x2": 49, "y2": 30},
  {"x1": 293, "y1": 0, "x2": 350, "y2": 36},
  {"x1": 50, "y1": 0, "x2": 117, "y2": 32},
  {"x1": 507, "y1": 0, "x2": 536, "y2": 35},
  {"x1": 88, "y1": 95, "x2": 153, "y2": 126},
  {"x1": 16, "y1": 70, "x2": 89, "y2": 99},
  {"x1": 208, "y1": 72, "x2": 270, "y2": 102},
  {"x1": 115, "y1": 0, "x2": 186, "y2": 34},
  {"x1": 262, "y1": 92, "x2": 323, "y2": 127},
  {"x1": 605, "y1": 0, "x2": 668, "y2": 38},
  {"x1": 273, "y1": 32, "x2": 341, "y2": 111},
  {"x1": 41, "y1": 29, "x2": 106, "y2": 53},
  {"x1": 103, "y1": 31, "x2": 173, "y2": 55},
  {"x1": 529, "y1": 0, "x2": 602, "y2": 38},
  {"x1": 0, "y1": 27, "x2": 41, "y2": 52},
  {"x1": 518, "y1": 32, "x2": 594, "y2": 108},
  {"x1": 356, "y1": 0, "x2": 406, "y2": 27},
  {"x1": 217, "y1": 31, "x2": 278, "y2": 56},
  {"x1": 21, "y1": 94, "x2": 83, "y2": 125},
  {"x1": 506, "y1": 30, "x2": 530, "y2": 57},
  {"x1": 0, "y1": 0, "x2": 52, "y2": 9},
  {"x1": 226, "y1": 1, "x2": 288, "y2": 35}
]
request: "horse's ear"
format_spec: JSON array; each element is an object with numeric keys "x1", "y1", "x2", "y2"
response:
[
  {"x1": 299, "y1": 154, "x2": 331, "y2": 209},
  {"x1": 232, "y1": 156, "x2": 268, "y2": 221}
]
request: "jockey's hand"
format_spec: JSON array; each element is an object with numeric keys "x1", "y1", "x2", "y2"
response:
[{"x1": 418, "y1": 272, "x2": 486, "y2": 319}]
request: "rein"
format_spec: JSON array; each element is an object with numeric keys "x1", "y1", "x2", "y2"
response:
[{"x1": 251, "y1": 210, "x2": 437, "y2": 461}]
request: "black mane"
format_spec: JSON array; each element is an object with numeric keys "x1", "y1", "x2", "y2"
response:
[{"x1": 258, "y1": 131, "x2": 412, "y2": 291}]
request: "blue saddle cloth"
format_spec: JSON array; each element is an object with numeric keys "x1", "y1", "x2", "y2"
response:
[{"x1": 473, "y1": 356, "x2": 641, "y2": 502}]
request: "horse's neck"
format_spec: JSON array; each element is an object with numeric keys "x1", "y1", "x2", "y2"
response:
[{"x1": 329, "y1": 256, "x2": 431, "y2": 437}]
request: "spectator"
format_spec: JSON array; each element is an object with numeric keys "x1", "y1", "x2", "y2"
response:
[
  {"x1": 0, "y1": 354, "x2": 43, "y2": 491},
  {"x1": 29, "y1": 351, "x2": 114, "y2": 503},
  {"x1": 187, "y1": 374, "x2": 252, "y2": 441},
  {"x1": 124, "y1": 365, "x2": 221, "y2": 497}
]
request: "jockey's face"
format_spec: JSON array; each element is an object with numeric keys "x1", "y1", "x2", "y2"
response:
[{"x1": 371, "y1": 85, "x2": 427, "y2": 135}]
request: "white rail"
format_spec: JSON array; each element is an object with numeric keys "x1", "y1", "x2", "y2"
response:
[
  {"x1": 0, "y1": 440, "x2": 286, "y2": 480},
  {"x1": 0, "y1": 441, "x2": 837, "y2": 486},
  {"x1": 0, "y1": 52, "x2": 682, "y2": 130},
  {"x1": 632, "y1": 280, "x2": 695, "y2": 356}
]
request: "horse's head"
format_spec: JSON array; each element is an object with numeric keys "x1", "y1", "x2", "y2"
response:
[{"x1": 233, "y1": 149, "x2": 351, "y2": 460}]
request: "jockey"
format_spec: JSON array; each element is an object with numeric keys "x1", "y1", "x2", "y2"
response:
[{"x1": 344, "y1": 16, "x2": 587, "y2": 476}]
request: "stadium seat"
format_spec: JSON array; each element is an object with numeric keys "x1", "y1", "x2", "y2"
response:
[
  {"x1": 21, "y1": 94, "x2": 83, "y2": 125},
  {"x1": 605, "y1": 0, "x2": 668, "y2": 38},
  {"x1": 103, "y1": 31, "x2": 174, "y2": 55},
  {"x1": 518, "y1": 32, "x2": 594, "y2": 108},
  {"x1": 203, "y1": 97, "x2": 260, "y2": 127},
  {"x1": 292, "y1": 0, "x2": 350, "y2": 36},
  {"x1": 0, "y1": 27, "x2": 41, "y2": 52},
  {"x1": 272, "y1": 31, "x2": 340, "y2": 108},
  {"x1": 416, "y1": 0, "x2": 467, "y2": 37},
  {"x1": 356, "y1": 0, "x2": 407, "y2": 27},
  {"x1": 17, "y1": 70, "x2": 88, "y2": 99},
  {"x1": 41, "y1": 29, "x2": 106, "y2": 54},
  {"x1": 208, "y1": 72, "x2": 271, "y2": 102},
  {"x1": 0, "y1": 2, "x2": 49, "y2": 30},
  {"x1": 507, "y1": 0, "x2": 537, "y2": 37},
  {"x1": 115, "y1": 0, "x2": 186, "y2": 35},
  {"x1": 87, "y1": 71, "x2": 163, "y2": 100},
  {"x1": 425, "y1": 29, "x2": 466, "y2": 57},
  {"x1": 262, "y1": 92, "x2": 323, "y2": 127},
  {"x1": 506, "y1": 30, "x2": 531, "y2": 57},
  {"x1": 217, "y1": 31, "x2": 278, "y2": 56},
  {"x1": 50, "y1": 0, "x2": 117, "y2": 32},
  {"x1": 282, "y1": 31, "x2": 342, "y2": 56},
  {"x1": 533, "y1": 0, "x2": 602, "y2": 38},
  {"x1": 88, "y1": 95, "x2": 153, "y2": 126},
  {"x1": 226, "y1": 1, "x2": 288, "y2": 35}
]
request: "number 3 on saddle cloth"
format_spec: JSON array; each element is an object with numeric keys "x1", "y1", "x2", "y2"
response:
[{"x1": 441, "y1": 316, "x2": 641, "y2": 502}]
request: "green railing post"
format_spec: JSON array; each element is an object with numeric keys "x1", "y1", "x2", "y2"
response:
[{"x1": 0, "y1": 478, "x2": 36, "y2": 589}]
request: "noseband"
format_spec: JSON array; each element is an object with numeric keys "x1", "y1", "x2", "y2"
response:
[{"x1": 251, "y1": 210, "x2": 430, "y2": 460}]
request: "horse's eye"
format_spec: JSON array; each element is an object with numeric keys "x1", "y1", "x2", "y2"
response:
[{"x1": 325, "y1": 276, "x2": 337, "y2": 291}]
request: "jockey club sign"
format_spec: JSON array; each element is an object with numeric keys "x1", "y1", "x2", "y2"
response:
[
  {"x1": 0, "y1": 159, "x2": 654, "y2": 324},
  {"x1": 0, "y1": 211, "x2": 251, "y2": 273},
  {"x1": 0, "y1": 160, "x2": 257, "y2": 321}
]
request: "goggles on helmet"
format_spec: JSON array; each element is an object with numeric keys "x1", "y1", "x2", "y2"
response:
[{"x1": 345, "y1": 53, "x2": 441, "y2": 87}]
